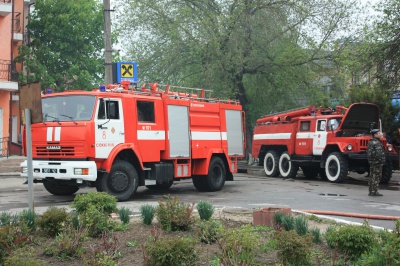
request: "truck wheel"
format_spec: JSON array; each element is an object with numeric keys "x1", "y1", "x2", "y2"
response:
[
  {"x1": 100, "y1": 161, "x2": 139, "y2": 201},
  {"x1": 206, "y1": 157, "x2": 226, "y2": 191},
  {"x1": 43, "y1": 180, "x2": 79, "y2": 196},
  {"x1": 193, "y1": 157, "x2": 226, "y2": 192},
  {"x1": 381, "y1": 160, "x2": 393, "y2": 184},
  {"x1": 146, "y1": 181, "x2": 174, "y2": 190},
  {"x1": 325, "y1": 152, "x2": 348, "y2": 183},
  {"x1": 192, "y1": 175, "x2": 207, "y2": 192},
  {"x1": 301, "y1": 166, "x2": 319, "y2": 179},
  {"x1": 263, "y1": 151, "x2": 279, "y2": 177},
  {"x1": 279, "y1": 152, "x2": 298, "y2": 178}
]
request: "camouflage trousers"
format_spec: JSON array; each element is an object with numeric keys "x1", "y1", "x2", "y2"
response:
[{"x1": 368, "y1": 164, "x2": 383, "y2": 194}]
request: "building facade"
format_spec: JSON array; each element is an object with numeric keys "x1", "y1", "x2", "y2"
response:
[{"x1": 0, "y1": 0, "x2": 31, "y2": 156}]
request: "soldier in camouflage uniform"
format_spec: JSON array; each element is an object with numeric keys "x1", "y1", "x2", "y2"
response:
[{"x1": 366, "y1": 129, "x2": 386, "y2": 196}]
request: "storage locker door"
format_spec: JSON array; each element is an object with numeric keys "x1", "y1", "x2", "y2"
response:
[{"x1": 168, "y1": 105, "x2": 190, "y2": 157}]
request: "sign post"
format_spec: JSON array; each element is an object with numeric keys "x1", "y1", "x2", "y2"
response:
[
  {"x1": 19, "y1": 82, "x2": 42, "y2": 211},
  {"x1": 25, "y1": 108, "x2": 34, "y2": 210}
]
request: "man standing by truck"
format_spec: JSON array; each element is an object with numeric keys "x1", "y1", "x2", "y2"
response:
[{"x1": 367, "y1": 129, "x2": 386, "y2": 196}]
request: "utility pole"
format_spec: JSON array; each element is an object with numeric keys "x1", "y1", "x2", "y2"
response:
[{"x1": 103, "y1": 0, "x2": 112, "y2": 84}]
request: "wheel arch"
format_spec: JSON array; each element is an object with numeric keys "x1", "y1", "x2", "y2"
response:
[
  {"x1": 321, "y1": 145, "x2": 341, "y2": 168},
  {"x1": 99, "y1": 145, "x2": 144, "y2": 185}
]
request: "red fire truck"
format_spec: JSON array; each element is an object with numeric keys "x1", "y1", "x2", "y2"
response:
[
  {"x1": 20, "y1": 82, "x2": 245, "y2": 201},
  {"x1": 251, "y1": 103, "x2": 398, "y2": 183}
]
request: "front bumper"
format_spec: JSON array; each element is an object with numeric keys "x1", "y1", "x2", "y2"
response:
[{"x1": 20, "y1": 160, "x2": 97, "y2": 182}]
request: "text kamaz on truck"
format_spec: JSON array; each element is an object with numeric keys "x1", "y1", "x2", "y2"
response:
[
  {"x1": 20, "y1": 82, "x2": 245, "y2": 201},
  {"x1": 251, "y1": 103, "x2": 398, "y2": 183}
]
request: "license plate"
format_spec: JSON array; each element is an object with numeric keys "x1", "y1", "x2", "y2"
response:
[{"x1": 42, "y1": 168, "x2": 57, "y2": 174}]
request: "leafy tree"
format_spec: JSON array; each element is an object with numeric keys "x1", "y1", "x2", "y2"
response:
[
  {"x1": 334, "y1": 0, "x2": 400, "y2": 137},
  {"x1": 16, "y1": 0, "x2": 105, "y2": 91},
  {"x1": 117, "y1": 0, "x2": 360, "y2": 151}
]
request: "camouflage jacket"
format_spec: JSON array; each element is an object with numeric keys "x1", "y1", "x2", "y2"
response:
[{"x1": 367, "y1": 138, "x2": 386, "y2": 165}]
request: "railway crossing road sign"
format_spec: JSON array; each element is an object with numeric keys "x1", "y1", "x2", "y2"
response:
[{"x1": 116, "y1": 62, "x2": 138, "y2": 83}]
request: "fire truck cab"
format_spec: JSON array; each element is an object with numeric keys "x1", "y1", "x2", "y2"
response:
[{"x1": 21, "y1": 83, "x2": 245, "y2": 201}]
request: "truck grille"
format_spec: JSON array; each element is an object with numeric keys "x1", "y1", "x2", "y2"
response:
[
  {"x1": 359, "y1": 139, "x2": 387, "y2": 151},
  {"x1": 360, "y1": 139, "x2": 368, "y2": 150},
  {"x1": 36, "y1": 146, "x2": 75, "y2": 156}
]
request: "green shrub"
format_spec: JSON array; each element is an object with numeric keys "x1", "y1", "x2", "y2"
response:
[
  {"x1": 155, "y1": 195, "x2": 195, "y2": 231},
  {"x1": 37, "y1": 207, "x2": 69, "y2": 237},
  {"x1": 70, "y1": 191, "x2": 117, "y2": 215},
  {"x1": 4, "y1": 246, "x2": 47, "y2": 266},
  {"x1": 43, "y1": 224, "x2": 87, "y2": 258},
  {"x1": 355, "y1": 222, "x2": 400, "y2": 265},
  {"x1": 294, "y1": 215, "x2": 308, "y2": 235},
  {"x1": 196, "y1": 200, "x2": 214, "y2": 220},
  {"x1": 140, "y1": 204, "x2": 155, "y2": 225},
  {"x1": 20, "y1": 209, "x2": 36, "y2": 230},
  {"x1": 196, "y1": 219, "x2": 223, "y2": 244},
  {"x1": 80, "y1": 205, "x2": 114, "y2": 237},
  {"x1": 326, "y1": 224, "x2": 375, "y2": 259},
  {"x1": 275, "y1": 230, "x2": 313, "y2": 265},
  {"x1": 0, "y1": 212, "x2": 18, "y2": 227},
  {"x1": 0, "y1": 223, "x2": 32, "y2": 263},
  {"x1": 273, "y1": 211, "x2": 285, "y2": 225},
  {"x1": 281, "y1": 214, "x2": 295, "y2": 231},
  {"x1": 71, "y1": 211, "x2": 81, "y2": 229},
  {"x1": 83, "y1": 231, "x2": 120, "y2": 266},
  {"x1": 310, "y1": 228, "x2": 322, "y2": 243},
  {"x1": 118, "y1": 207, "x2": 131, "y2": 224},
  {"x1": 325, "y1": 225, "x2": 339, "y2": 248},
  {"x1": 143, "y1": 236, "x2": 198, "y2": 266},
  {"x1": 218, "y1": 225, "x2": 259, "y2": 265}
]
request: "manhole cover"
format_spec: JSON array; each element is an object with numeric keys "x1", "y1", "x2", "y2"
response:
[
  {"x1": 222, "y1": 207, "x2": 253, "y2": 214},
  {"x1": 319, "y1": 193, "x2": 346, "y2": 197}
]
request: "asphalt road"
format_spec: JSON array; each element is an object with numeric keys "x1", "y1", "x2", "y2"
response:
[{"x1": 1, "y1": 159, "x2": 399, "y2": 231}]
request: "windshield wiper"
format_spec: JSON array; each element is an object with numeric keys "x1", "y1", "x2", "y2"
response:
[
  {"x1": 43, "y1": 114, "x2": 61, "y2": 125},
  {"x1": 60, "y1": 114, "x2": 77, "y2": 125}
]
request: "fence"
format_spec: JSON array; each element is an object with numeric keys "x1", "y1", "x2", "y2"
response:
[{"x1": 0, "y1": 137, "x2": 9, "y2": 158}]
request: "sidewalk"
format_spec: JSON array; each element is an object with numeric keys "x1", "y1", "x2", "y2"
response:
[{"x1": 0, "y1": 156, "x2": 26, "y2": 176}]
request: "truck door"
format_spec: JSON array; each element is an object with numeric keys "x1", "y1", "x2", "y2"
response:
[
  {"x1": 94, "y1": 98, "x2": 125, "y2": 158},
  {"x1": 136, "y1": 100, "x2": 165, "y2": 161},
  {"x1": 295, "y1": 120, "x2": 313, "y2": 155},
  {"x1": 313, "y1": 119, "x2": 327, "y2": 155}
]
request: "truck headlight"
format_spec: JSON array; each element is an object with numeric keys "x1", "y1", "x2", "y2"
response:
[
  {"x1": 21, "y1": 167, "x2": 27, "y2": 174},
  {"x1": 388, "y1": 145, "x2": 393, "y2": 152},
  {"x1": 346, "y1": 144, "x2": 353, "y2": 151},
  {"x1": 74, "y1": 168, "x2": 89, "y2": 175}
]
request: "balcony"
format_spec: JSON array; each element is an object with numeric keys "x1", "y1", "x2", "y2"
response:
[
  {"x1": 13, "y1": 12, "x2": 23, "y2": 42},
  {"x1": 0, "y1": 59, "x2": 18, "y2": 91},
  {"x1": 0, "y1": 0, "x2": 12, "y2": 17}
]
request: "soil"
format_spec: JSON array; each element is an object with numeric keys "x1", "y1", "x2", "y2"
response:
[{"x1": 21, "y1": 210, "x2": 336, "y2": 266}]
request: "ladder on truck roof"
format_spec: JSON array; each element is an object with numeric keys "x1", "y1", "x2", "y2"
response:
[{"x1": 104, "y1": 82, "x2": 240, "y2": 105}]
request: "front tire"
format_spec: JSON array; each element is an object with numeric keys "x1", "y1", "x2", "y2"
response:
[
  {"x1": 279, "y1": 152, "x2": 298, "y2": 178},
  {"x1": 43, "y1": 180, "x2": 79, "y2": 196},
  {"x1": 99, "y1": 161, "x2": 139, "y2": 201},
  {"x1": 263, "y1": 151, "x2": 280, "y2": 177},
  {"x1": 325, "y1": 152, "x2": 348, "y2": 183}
]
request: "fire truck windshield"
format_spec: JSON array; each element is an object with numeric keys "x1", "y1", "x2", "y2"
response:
[{"x1": 42, "y1": 95, "x2": 96, "y2": 122}]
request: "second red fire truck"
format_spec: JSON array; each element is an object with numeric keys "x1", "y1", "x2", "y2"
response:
[
  {"x1": 252, "y1": 103, "x2": 398, "y2": 183},
  {"x1": 21, "y1": 82, "x2": 245, "y2": 201}
]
